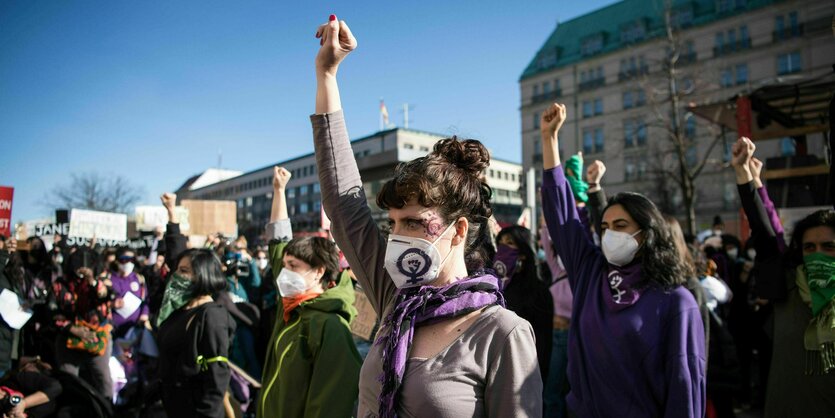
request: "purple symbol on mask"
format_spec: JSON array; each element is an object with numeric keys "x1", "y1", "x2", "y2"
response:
[{"x1": 397, "y1": 248, "x2": 432, "y2": 285}]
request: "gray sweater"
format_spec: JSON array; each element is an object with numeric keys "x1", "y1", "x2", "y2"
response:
[{"x1": 311, "y1": 110, "x2": 542, "y2": 417}]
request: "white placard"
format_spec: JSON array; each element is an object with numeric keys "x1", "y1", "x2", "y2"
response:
[
  {"x1": 69, "y1": 209, "x2": 127, "y2": 241},
  {"x1": 0, "y1": 289, "x2": 33, "y2": 329},
  {"x1": 115, "y1": 291, "x2": 143, "y2": 318},
  {"x1": 135, "y1": 206, "x2": 190, "y2": 232}
]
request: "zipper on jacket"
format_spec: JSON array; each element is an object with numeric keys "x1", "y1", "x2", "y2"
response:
[{"x1": 260, "y1": 317, "x2": 301, "y2": 414}]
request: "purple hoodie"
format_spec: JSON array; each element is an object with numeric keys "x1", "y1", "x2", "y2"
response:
[
  {"x1": 111, "y1": 271, "x2": 149, "y2": 329},
  {"x1": 542, "y1": 167, "x2": 706, "y2": 418}
]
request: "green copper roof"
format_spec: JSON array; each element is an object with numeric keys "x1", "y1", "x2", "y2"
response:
[{"x1": 520, "y1": 0, "x2": 781, "y2": 81}]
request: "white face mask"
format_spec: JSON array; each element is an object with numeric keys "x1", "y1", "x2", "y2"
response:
[
  {"x1": 601, "y1": 229, "x2": 642, "y2": 267},
  {"x1": 384, "y1": 223, "x2": 455, "y2": 288},
  {"x1": 747, "y1": 249, "x2": 757, "y2": 260},
  {"x1": 120, "y1": 262, "x2": 135, "y2": 276},
  {"x1": 277, "y1": 268, "x2": 313, "y2": 297},
  {"x1": 257, "y1": 258, "x2": 269, "y2": 270},
  {"x1": 727, "y1": 248, "x2": 739, "y2": 259}
]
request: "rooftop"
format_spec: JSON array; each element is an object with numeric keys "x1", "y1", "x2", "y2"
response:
[{"x1": 520, "y1": 0, "x2": 780, "y2": 81}]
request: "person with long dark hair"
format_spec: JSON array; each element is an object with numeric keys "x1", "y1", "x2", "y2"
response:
[
  {"x1": 539, "y1": 102, "x2": 705, "y2": 417},
  {"x1": 730, "y1": 136, "x2": 835, "y2": 416},
  {"x1": 494, "y1": 225, "x2": 553, "y2": 382},
  {"x1": 309, "y1": 16, "x2": 541, "y2": 417},
  {"x1": 155, "y1": 192, "x2": 235, "y2": 418}
]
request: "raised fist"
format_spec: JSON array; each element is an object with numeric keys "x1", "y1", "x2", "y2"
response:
[
  {"x1": 540, "y1": 103, "x2": 567, "y2": 138},
  {"x1": 586, "y1": 160, "x2": 606, "y2": 184},
  {"x1": 315, "y1": 15, "x2": 357, "y2": 77},
  {"x1": 273, "y1": 166, "x2": 292, "y2": 190},
  {"x1": 160, "y1": 193, "x2": 177, "y2": 211},
  {"x1": 730, "y1": 137, "x2": 755, "y2": 169}
]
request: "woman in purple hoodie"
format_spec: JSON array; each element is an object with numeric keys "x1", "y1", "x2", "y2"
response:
[{"x1": 538, "y1": 103, "x2": 706, "y2": 418}]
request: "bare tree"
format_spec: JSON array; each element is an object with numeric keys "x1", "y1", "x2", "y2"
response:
[
  {"x1": 641, "y1": 2, "x2": 726, "y2": 235},
  {"x1": 47, "y1": 172, "x2": 144, "y2": 213}
]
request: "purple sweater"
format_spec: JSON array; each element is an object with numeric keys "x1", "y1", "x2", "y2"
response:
[
  {"x1": 111, "y1": 272, "x2": 149, "y2": 329},
  {"x1": 542, "y1": 167, "x2": 706, "y2": 418}
]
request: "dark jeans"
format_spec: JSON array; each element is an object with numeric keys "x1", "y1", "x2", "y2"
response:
[{"x1": 544, "y1": 328, "x2": 569, "y2": 418}]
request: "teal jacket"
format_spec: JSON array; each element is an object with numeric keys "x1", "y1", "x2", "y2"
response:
[{"x1": 258, "y1": 238, "x2": 362, "y2": 418}]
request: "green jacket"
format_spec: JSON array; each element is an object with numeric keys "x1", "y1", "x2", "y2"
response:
[{"x1": 258, "y1": 240, "x2": 362, "y2": 418}]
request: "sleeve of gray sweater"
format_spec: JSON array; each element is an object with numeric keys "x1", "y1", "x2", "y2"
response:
[{"x1": 310, "y1": 110, "x2": 396, "y2": 316}]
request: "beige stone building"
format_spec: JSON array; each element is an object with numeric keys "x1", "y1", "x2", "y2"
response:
[{"x1": 520, "y1": 0, "x2": 834, "y2": 232}]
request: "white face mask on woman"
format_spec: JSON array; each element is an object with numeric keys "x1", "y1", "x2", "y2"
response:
[
  {"x1": 601, "y1": 229, "x2": 642, "y2": 267},
  {"x1": 383, "y1": 223, "x2": 455, "y2": 288},
  {"x1": 276, "y1": 268, "x2": 313, "y2": 297}
]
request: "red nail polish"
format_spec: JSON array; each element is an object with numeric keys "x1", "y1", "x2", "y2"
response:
[{"x1": 329, "y1": 14, "x2": 336, "y2": 21}]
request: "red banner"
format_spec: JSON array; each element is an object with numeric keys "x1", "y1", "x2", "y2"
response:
[{"x1": 0, "y1": 186, "x2": 13, "y2": 238}]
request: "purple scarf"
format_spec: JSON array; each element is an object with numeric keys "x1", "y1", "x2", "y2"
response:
[
  {"x1": 375, "y1": 274, "x2": 504, "y2": 417},
  {"x1": 603, "y1": 262, "x2": 644, "y2": 311}
]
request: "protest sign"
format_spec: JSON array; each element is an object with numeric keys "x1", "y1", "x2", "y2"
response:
[
  {"x1": 69, "y1": 209, "x2": 128, "y2": 241},
  {"x1": 135, "y1": 206, "x2": 189, "y2": 232},
  {"x1": 351, "y1": 287, "x2": 377, "y2": 341},
  {"x1": 0, "y1": 186, "x2": 13, "y2": 237},
  {"x1": 181, "y1": 200, "x2": 236, "y2": 237}
]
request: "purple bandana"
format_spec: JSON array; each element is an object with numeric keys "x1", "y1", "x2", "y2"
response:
[
  {"x1": 602, "y1": 262, "x2": 643, "y2": 311},
  {"x1": 493, "y1": 244, "x2": 520, "y2": 281},
  {"x1": 375, "y1": 274, "x2": 504, "y2": 418}
]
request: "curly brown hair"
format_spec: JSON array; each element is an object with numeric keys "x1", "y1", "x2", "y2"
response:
[{"x1": 376, "y1": 136, "x2": 495, "y2": 274}]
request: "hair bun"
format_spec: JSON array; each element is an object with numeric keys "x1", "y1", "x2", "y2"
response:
[{"x1": 432, "y1": 137, "x2": 490, "y2": 175}]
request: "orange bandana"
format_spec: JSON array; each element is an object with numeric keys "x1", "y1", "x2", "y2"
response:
[{"x1": 282, "y1": 292, "x2": 322, "y2": 322}]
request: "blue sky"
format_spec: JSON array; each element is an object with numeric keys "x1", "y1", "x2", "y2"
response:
[{"x1": 1, "y1": 0, "x2": 612, "y2": 224}]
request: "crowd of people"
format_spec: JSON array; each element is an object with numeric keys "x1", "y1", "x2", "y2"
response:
[{"x1": 1, "y1": 15, "x2": 834, "y2": 418}]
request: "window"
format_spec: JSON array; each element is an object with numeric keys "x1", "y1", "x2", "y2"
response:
[
  {"x1": 299, "y1": 203, "x2": 308, "y2": 213},
  {"x1": 489, "y1": 169, "x2": 495, "y2": 178},
  {"x1": 625, "y1": 158, "x2": 636, "y2": 181},
  {"x1": 246, "y1": 197, "x2": 253, "y2": 207},
  {"x1": 685, "y1": 145, "x2": 697, "y2": 167},
  {"x1": 780, "y1": 137, "x2": 796, "y2": 156},
  {"x1": 581, "y1": 34, "x2": 604, "y2": 56},
  {"x1": 534, "y1": 138, "x2": 542, "y2": 154},
  {"x1": 299, "y1": 185, "x2": 307, "y2": 196},
  {"x1": 735, "y1": 64, "x2": 748, "y2": 84},
  {"x1": 583, "y1": 101, "x2": 593, "y2": 118},
  {"x1": 287, "y1": 188, "x2": 295, "y2": 199},
  {"x1": 313, "y1": 183, "x2": 320, "y2": 193},
  {"x1": 533, "y1": 112, "x2": 540, "y2": 129},
  {"x1": 419, "y1": 146, "x2": 429, "y2": 152},
  {"x1": 533, "y1": 84, "x2": 539, "y2": 97},
  {"x1": 302, "y1": 166, "x2": 308, "y2": 177},
  {"x1": 313, "y1": 201, "x2": 321, "y2": 212},
  {"x1": 636, "y1": 89, "x2": 646, "y2": 106},
  {"x1": 777, "y1": 51, "x2": 801, "y2": 75},
  {"x1": 594, "y1": 98, "x2": 603, "y2": 115},
  {"x1": 624, "y1": 119, "x2": 647, "y2": 147},
  {"x1": 715, "y1": 33, "x2": 724, "y2": 52},
  {"x1": 404, "y1": 143, "x2": 414, "y2": 150},
  {"x1": 685, "y1": 117, "x2": 697, "y2": 139},
  {"x1": 623, "y1": 91, "x2": 633, "y2": 109},
  {"x1": 594, "y1": 127, "x2": 604, "y2": 153},
  {"x1": 720, "y1": 68, "x2": 733, "y2": 87},
  {"x1": 583, "y1": 130, "x2": 594, "y2": 154},
  {"x1": 637, "y1": 121, "x2": 647, "y2": 146},
  {"x1": 620, "y1": 20, "x2": 646, "y2": 43}
]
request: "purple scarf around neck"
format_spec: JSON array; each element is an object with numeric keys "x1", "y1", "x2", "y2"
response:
[
  {"x1": 603, "y1": 262, "x2": 644, "y2": 311},
  {"x1": 375, "y1": 274, "x2": 505, "y2": 418}
]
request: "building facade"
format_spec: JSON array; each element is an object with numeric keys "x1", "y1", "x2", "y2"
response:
[
  {"x1": 177, "y1": 128, "x2": 523, "y2": 243},
  {"x1": 520, "y1": 0, "x2": 833, "y2": 231}
]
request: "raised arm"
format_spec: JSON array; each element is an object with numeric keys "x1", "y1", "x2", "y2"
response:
[
  {"x1": 311, "y1": 17, "x2": 395, "y2": 315},
  {"x1": 539, "y1": 103, "x2": 602, "y2": 292},
  {"x1": 731, "y1": 138, "x2": 785, "y2": 258},
  {"x1": 586, "y1": 160, "x2": 608, "y2": 239},
  {"x1": 161, "y1": 193, "x2": 187, "y2": 272},
  {"x1": 266, "y1": 166, "x2": 293, "y2": 282}
]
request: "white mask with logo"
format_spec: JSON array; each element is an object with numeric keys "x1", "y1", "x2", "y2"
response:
[
  {"x1": 601, "y1": 230, "x2": 642, "y2": 267},
  {"x1": 384, "y1": 223, "x2": 455, "y2": 288}
]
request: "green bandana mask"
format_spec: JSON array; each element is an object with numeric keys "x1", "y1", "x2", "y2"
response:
[
  {"x1": 800, "y1": 252, "x2": 835, "y2": 375},
  {"x1": 156, "y1": 273, "x2": 196, "y2": 327},
  {"x1": 564, "y1": 154, "x2": 589, "y2": 203},
  {"x1": 803, "y1": 252, "x2": 835, "y2": 315}
]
